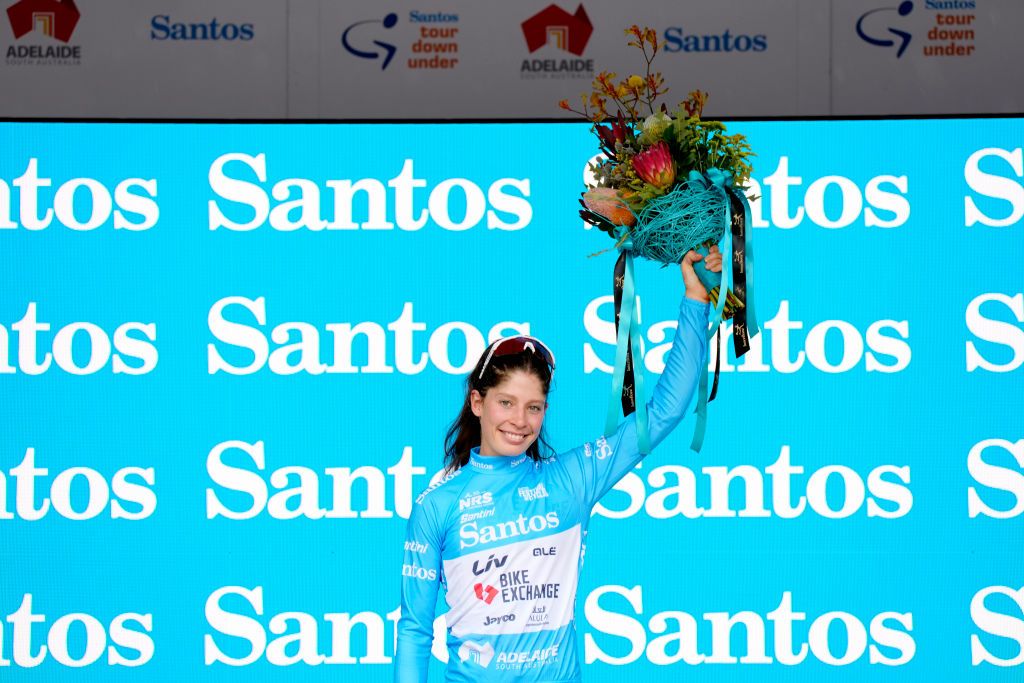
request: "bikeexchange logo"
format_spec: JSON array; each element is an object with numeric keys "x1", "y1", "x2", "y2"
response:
[
  {"x1": 341, "y1": 10, "x2": 460, "y2": 71},
  {"x1": 856, "y1": 1, "x2": 977, "y2": 59},
  {"x1": 520, "y1": 3, "x2": 593, "y2": 79},
  {"x1": 5, "y1": 0, "x2": 81, "y2": 65}
]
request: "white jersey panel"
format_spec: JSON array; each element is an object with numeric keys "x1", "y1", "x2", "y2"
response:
[{"x1": 443, "y1": 525, "x2": 581, "y2": 637}]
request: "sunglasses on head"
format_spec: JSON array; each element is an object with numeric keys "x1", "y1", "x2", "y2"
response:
[{"x1": 478, "y1": 335, "x2": 556, "y2": 380}]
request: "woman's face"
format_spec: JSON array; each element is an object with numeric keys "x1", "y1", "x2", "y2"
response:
[{"x1": 470, "y1": 369, "x2": 548, "y2": 457}]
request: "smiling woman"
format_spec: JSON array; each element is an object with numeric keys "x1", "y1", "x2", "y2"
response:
[{"x1": 394, "y1": 249, "x2": 721, "y2": 683}]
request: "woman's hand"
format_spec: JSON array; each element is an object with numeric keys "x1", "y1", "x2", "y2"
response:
[{"x1": 681, "y1": 245, "x2": 723, "y2": 303}]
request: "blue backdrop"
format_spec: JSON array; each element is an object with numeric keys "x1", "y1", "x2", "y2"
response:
[{"x1": 0, "y1": 119, "x2": 1022, "y2": 680}]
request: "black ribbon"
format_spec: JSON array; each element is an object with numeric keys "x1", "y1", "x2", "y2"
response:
[
  {"x1": 728, "y1": 189, "x2": 751, "y2": 359},
  {"x1": 699, "y1": 188, "x2": 750, "y2": 405},
  {"x1": 612, "y1": 251, "x2": 636, "y2": 417},
  {"x1": 709, "y1": 327, "x2": 722, "y2": 402}
]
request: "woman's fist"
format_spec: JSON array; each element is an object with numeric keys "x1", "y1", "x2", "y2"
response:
[{"x1": 681, "y1": 244, "x2": 722, "y2": 303}]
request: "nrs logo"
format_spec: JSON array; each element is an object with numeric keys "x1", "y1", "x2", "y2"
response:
[{"x1": 460, "y1": 490, "x2": 493, "y2": 511}]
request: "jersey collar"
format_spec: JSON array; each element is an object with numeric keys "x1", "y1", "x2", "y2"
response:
[{"x1": 468, "y1": 448, "x2": 530, "y2": 473}]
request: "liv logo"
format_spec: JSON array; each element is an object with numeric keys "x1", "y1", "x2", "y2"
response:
[
  {"x1": 856, "y1": 1, "x2": 914, "y2": 58},
  {"x1": 474, "y1": 583, "x2": 498, "y2": 604},
  {"x1": 341, "y1": 13, "x2": 398, "y2": 69},
  {"x1": 472, "y1": 554, "x2": 508, "y2": 576},
  {"x1": 6, "y1": 0, "x2": 80, "y2": 42}
]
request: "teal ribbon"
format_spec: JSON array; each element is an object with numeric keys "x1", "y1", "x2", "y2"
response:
[
  {"x1": 690, "y1": 169, "x2": 732, "y2": 452},
  {"x1": 605, "y1": 236, "x2": 651, "y2": 455}
]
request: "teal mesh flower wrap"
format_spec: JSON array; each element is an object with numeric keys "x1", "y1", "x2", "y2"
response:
[{"x1": 631, "y1": 170, "x2": 729, "y2": 265}]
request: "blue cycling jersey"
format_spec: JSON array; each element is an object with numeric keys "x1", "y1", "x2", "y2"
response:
[{"x1": 396, "y1": 297, "x2": 708, "y2": 682}]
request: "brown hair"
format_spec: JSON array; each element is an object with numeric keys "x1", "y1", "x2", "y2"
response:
[{"x1": 442, "y1": 343, "x2": 553, "y2": 472}]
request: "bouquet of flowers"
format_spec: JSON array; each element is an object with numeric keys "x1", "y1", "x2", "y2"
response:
[
  {"x1": 561, "y1": 26, "x2": 755, "y2": 317},
  {"x1": 561, "y1": 26, "x2": 761, "y2": 452}
]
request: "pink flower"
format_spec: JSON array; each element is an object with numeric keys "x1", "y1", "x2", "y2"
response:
[{"x1": 631, "y1": 141, "x2": 675, "y2": 189}]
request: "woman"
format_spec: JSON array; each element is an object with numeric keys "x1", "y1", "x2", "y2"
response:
[{"x1": 396, "y1": 247, "x2": 722, "y2": 682}]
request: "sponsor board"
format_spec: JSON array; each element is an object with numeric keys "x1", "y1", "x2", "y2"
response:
[
  {"x1": 342, "y1": 10, "x2": 460, "y2": 71},
  {"x1": 5, "y1": 0, "x2": 81, "y2": 66}
]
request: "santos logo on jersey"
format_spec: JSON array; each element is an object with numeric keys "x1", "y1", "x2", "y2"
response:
[
  {"x1": 459, "y1": 511, "x2": 560, "y2": 549},
  {"x1": 402, "y1": 564, "x2": 437, "y2": 581}
]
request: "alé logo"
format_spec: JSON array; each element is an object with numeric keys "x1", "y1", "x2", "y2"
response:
[
  {"x1": 521, "y1": 3, "x2": 592, "y2": 55},
  {"x1": 856, "y1": 1, "x2": 914, "y2": 57},
  {"x1": 342, "y1": 12, "x2": 398, "y2": 69},
  {"x1": 6, "y1": 0, "x2": 79, "y2": 42}
]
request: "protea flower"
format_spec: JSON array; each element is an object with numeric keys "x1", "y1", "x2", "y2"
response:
[
  {"x1": 582, "y1": 187, "x2": 635, "y2": 227},
  {"x1": 596, "y1": 114, "x2": 630, "y2": 154},
  {"x1": 631, "y1": 140, "x2": 676, "y2": 190}
]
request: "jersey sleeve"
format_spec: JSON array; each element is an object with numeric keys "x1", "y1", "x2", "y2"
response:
[
  {"x1": 562, "y1": 296, "x2": 709, "y2": 509},
  {"x1": 394, "y1": 495, "x2": 445, "y2": 683}
]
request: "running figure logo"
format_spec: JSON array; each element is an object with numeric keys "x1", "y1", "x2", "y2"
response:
[
  {"x1": 856, "y1": 1, "x2": 914, "y2": 58},
  {"x1": 341, "y1": 13, "x2": 398, "y2": 69}
]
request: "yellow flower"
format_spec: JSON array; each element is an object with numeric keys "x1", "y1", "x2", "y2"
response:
[{"x1": 627, "y1": 75, "x2": 644, "y2": 89}]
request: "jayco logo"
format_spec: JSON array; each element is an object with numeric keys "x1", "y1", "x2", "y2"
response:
[{"x1": 518, "y1": 483, "x2": 548, "y2": 502}]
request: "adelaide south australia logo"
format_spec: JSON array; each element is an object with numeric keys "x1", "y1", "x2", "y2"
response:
[
  {"x1": 6, "y1": 0, "x2": 81, "y2": 65},
  {"x1": 520, "y1": 3, "x2": 593, "y2": 78}
]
